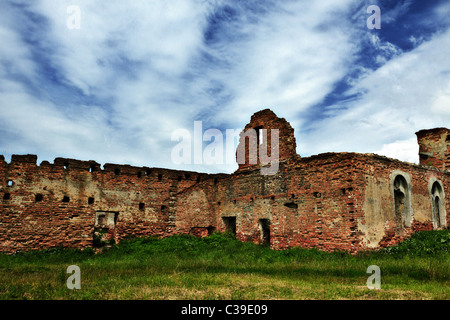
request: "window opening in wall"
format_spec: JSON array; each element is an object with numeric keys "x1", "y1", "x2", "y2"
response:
[
  {"x1": 284, "y1": 202, "x2": 298, "y2": 209},
  {"x1": 62, "y1": 196, "x2": 70, "y2": 203},
  {"x1": 431, "y1": 181, "x2": 445, "y2": 229},
  {"x1": 435, "y1": 197, "x2": 441, "y2": 228},
  {"x1": 161, "y1": 205, "x2": 167, "y2": 211},
  {"x1": 35, "y1": 194, "x2": 43, "y2": 202},
  {"x1": 3, "y1": 193, "x2": 10, "y2": 200},
  {"x1": 158, "y1": 173, "x2": 162, "y2": 181},
  {"x1": 64, "y1": 163, "x2": 69, "y2": 169},
  {"x1": 178, "y1": 176, "x2": 182, "y2": 181},
  {"x1": 139, "y1": 202, "x2": 145, "y2": 211},
  {"x1": 255, "y1": 126, "x2": 263, "y2": 145},
  {"x1": 114, "y1": 168, "x2": 120, "y2": 175},
  {"x1": 137, "y1": 171, "x2": 142, "y2": 178},
  {"x1": 259, "y1": 219, "x2": 270, "y2": 246},
  {"x1": 7, "y1": 180, "x2": 13, "y2": 187},
  {"x1": 88, "y1": 197, "x2": 95, "y2": 205},
  {"x1": 145, "y1": 168, "x2": 152, "y2": 176},
  {"x1": 185, "y1": 174, "x2": 191, "y2": 179},
  {"x1": 222, "y1": 216, "x2": 236, "y2": 236},
  {"x1": 446, "y1": 134, "x2": 450, "y2": 141},
  {"x1": 89, "y1": 165, "x2": 96, "y2": 173},
  {"x1": 393, "y1": 174, "x2": 411, "y2": 228}
]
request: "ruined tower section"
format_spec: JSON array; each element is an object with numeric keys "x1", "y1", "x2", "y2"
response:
[
  {"x1": 235, "y1": 109, "x2": 298, "y2": 172},
  {"x1": 416, "y1": 128, "x2": 450, "y2": 171}
]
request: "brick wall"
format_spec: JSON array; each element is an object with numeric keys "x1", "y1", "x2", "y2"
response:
[{"x1": 1, "y1": 110, "x2": 448, "y2": 254}]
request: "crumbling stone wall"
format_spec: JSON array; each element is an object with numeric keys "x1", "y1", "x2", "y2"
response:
[
  {"x1": 0, "y1": 110, "x2": 448, "y2": 254},
  {"x1": 0, "y1": 154, "x2": 218, "y2": 253},
  {"x1": 416, "y1": 127, "x2": 450, "y2": 171}
]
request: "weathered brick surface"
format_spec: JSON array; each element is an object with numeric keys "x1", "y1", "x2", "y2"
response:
[
  {"x1": 0, "y1": 110, "x2": 448, "y2": 254},
  {"x1": 416, "y1": 127, "x2": 450, "y2": 170}
]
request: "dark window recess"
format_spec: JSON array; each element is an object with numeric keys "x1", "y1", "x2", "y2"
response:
[
  {"x1": 185, "y1": 174, "x2": 191, "y2": 179},
  {"x1": 446, "y1": 134, "x2": 450, "y2": 141},
  {"x1": 284, "y1": 202, "x2": 298, "y2": 209},
  {"x1": 89, "y1": 165, "x2": 96, "y2": 173},
  {"x1": 3, "y1": 193, "x2": 10, "y2": 200},
  {"x1": 255, "y1": 125, "x2": 263, "y2": 145},
  {"x1": 137, "y1": 171, "x2": 142, "y2": 178},
  {"x1": 114, "y1": 168, "x2": 120, "y2": 175},
  {"x1": 88, "y1": 197, "x2": 95, "y2": 205},
  {"x1": 158, "y1": 174, "x2": 163, "y2": 181},
  {"x1": 222, "y1": 216, "x2": 236, "y2": 236},
  {"x1": 7, "y1": 180, "x2": 13, "y2": 187},
  {"x1": 178, "y1": 176, "x2": 182, "y2": 181},
  {"x1": 35, "y1": 194, "x2": 43, "y2": 202},
  {"x1": 271, "y1": 196, "x2": 275, "y2": 201},
  {"x1": 419, "y1": 154, "x2": 429, "y2": 160},
  {"x1": 64, "y1": 163, "x2": 69, "y2": 169},
  {"x1": 196, "y1": 176, "x2": 201, "y2": 183},
  {"x1": 313, "y1": 192, "x2": 322, "y2": 198},
  {"x1": 233, "y1": 199, "x2": 237, "y2": 204},
  {"x1": 62, "y1": 196, "x2": 70, "y2": 203},
  {"x1": 145, "y1": 168, "x2": 152, "y2": 176},
  {"x1": 139, "y1": 202, "x2": 145, "y2": 211},
  {"x1": 217, "y1": 201, "x2": 221, "y2": 206},
  {"x1": 161, "y1": 205, "x2": 167, "y2": 211},
  {"x1": 214, "y1": 178, "x2": 218, "y2": 185}
]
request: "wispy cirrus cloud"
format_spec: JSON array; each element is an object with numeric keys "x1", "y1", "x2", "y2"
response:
[{"x1": 0, "y1": 0, "x2": 449, "y2": 173}]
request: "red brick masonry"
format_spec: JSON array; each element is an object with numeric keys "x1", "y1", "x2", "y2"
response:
[{"x1": 1, "y1": 110, "x2": 448, "y2": 253}]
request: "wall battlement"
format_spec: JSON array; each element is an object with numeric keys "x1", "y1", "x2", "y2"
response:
[{"x1": 1, "y1": 109, "x2": 448, "y2": 254}]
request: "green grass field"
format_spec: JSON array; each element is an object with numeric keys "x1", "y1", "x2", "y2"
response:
[{"x1": 0, "y1": 229, "x2": 449, "y2": 300}]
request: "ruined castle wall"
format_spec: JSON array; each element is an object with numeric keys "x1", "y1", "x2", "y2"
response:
[
  {"x1": 0, "y1": 155, "x2": 212, "y2": 253},
  {"x1": 357, "y1": 154, "x2": 448, "y2": 249},
  {"x1": 194, "y1": 153, "x2": 368, "y2": 253}
]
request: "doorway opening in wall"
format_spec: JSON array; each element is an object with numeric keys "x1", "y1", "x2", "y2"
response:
[
  {"x1": 259, "y1": 218, "x2": 270, "y2": 246},
  {"x1": 222, "y1": 216, "x2": 236, "y2": 236},
  {"x1": 93, "y1": 211, "x2": 119, "y2": 248}
]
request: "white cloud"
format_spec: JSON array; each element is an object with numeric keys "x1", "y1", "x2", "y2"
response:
[
  {"x1": 301, "y1": 27, "x2": 450, "y2": 163},
  {"x1": 1, "y1": 0, "x2": 449, "y2": 174},
  {"x1": 375, "y1": 138, "x2": 419, "y2": 164}
]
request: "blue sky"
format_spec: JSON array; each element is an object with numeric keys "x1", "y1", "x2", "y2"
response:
[{"x1": 1, "y1": 0, "x2": 450, "y2": 173}]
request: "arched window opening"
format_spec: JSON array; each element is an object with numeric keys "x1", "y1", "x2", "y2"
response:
[
  {"x1": 431, "y1": 181, "x2": 446, "y2": 229},
  {"x1": 435, "y1": 196, "x2": 441, "y2": 228},
  {"x1": 392, "y1": 174, "x2": 412, "y2": 228}
]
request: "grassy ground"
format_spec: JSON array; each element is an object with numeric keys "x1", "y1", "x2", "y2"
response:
[{"x1": 0, "y1": 229, "x2": 448, "y2": 300}]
